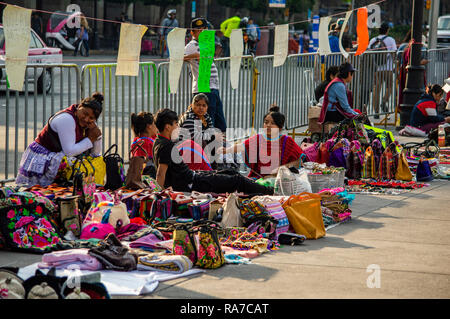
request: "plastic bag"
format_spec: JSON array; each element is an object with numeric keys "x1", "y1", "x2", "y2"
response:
[{"x1": 274, "y1": 166, "x2": 312, "y2": 196}]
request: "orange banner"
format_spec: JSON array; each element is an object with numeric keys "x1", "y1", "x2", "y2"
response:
[{"x1": 355, "y1": 7, "x2": 369, "y2": 56}]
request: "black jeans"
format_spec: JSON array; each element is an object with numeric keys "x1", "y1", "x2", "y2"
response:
[{"x1": 191, "y1": 171, "x2": 273, "y2": 195}]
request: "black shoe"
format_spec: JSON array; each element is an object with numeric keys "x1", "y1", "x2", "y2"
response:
[{"x1": 374, "y1": 115, "x2": 380, "y2": 119}]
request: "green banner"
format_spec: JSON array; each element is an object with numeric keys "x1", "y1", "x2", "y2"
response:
[{"x1": 197, "y1": 30, "x2": 215, "y2": 93}]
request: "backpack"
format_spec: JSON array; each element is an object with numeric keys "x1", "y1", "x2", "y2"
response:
[
  {"x1": 103, "y1": 144, "x2": 125, "y2": 191},
  {"x1": 370, "y1": 35, "x2": 388, "y2": 51}
]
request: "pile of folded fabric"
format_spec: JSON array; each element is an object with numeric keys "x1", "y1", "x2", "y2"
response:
[{"x1": 318, "y1": 188, "x2": 354, "y2": 228}]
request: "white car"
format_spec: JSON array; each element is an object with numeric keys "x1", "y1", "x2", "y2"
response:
[
  {"x1": 0, "y1": 24, "x2": 63, "y2": 93},
  {"x1": 437, "y1": 15, "x2": 450, "y2": 47}
]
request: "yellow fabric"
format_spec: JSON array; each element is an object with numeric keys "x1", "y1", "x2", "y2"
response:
[
  {"x1": 65, "y1": 156, "x2": 106, "y2": 185},
  {"x1": 395, "y1": 150, "x2": 413, "y2": 181},
  {"x1": 220, "y1": 16, "x2": 241, "y2": 38},
  {"x1": 282, "y1": 192, "x2": 325, "y2": 239}
]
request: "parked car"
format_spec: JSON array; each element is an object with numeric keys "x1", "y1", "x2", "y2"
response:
[
  {"x1": 437, "y1": 15, "x2": 450, "y2": 47},
  {"x1": 0, "y1": 24, "x2": 63, "y2": 93}
]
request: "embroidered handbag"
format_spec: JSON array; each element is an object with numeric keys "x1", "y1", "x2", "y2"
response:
[
  {"x1": 379, "y1": 142, "x2": 398, "y2": 180},
  {"x1": 55, "y1": 195, "x2": 81, "y2": 237},
  {"x1": 193, "y1": 221, "x2": 225, "y2": 269},
  {"x1": 253, "y1": 196, "x2": 289, "y2": 241},
  {"x1": 361, "y1": 146, "x2": 376, "y2": 179},
  {"x1": 0, "y1": 194, "x2": 61, "y2": 253},
  {"x1": 188, "y1": 199, "x2": 211, "y2": 220}
]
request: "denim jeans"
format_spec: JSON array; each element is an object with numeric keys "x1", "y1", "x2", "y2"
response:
[{"x1": 193, "y1": 89, "x2": 227, "y2": 133}]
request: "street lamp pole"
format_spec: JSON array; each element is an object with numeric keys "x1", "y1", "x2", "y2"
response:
[{"x1": 399, "y1": 0, "x2": 425, "y2": 128}]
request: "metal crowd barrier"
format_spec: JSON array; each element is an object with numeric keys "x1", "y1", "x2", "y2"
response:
[
  {"x1": 426, "y1": 48, "x2": 450, "y2": 87},
  {"x1": 80, "y1": 62, "x2": 158, "y2": 162},
  {"x1": 0, "y1": 64, "x2": 80, "y2": 183},
  {"x1": 157, "y1": 55, "x2": 255, "y2": 141},
  {"x1": 1, "y1": 48, "x2": 449, "y2": 184}
]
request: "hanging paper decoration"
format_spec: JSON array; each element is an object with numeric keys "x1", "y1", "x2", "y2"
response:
[
  {"x1": 197, "y1": 29, "x2": 216, "y2": 93},
  {"x1": 355, "y1": 7, "x2": 369, "y2": 56},
  {"x1": 3, "y1": 5, "x2": 32, "y2": 91},
  {"x1": 167, "y1": 27, "x2": 187, "y2": 94},
  {"x1": 367, "y1": 4, "x2": 381, "y2": 28},
  {"x1": 312, "y1": 15, "x2": 320, "y2": 52},
  {"x1": 318, "y1": 16, "x2": 331, "y2": 56},
  {"x1": 339, "y1": 11, "x2": 353, "y2": 59},
  {"x1": 116, "y1": 23, "x2": 148, "y2": 76},
  {"x1": 273, "y1": 24, "x2": 288, "y2": 67},
  {"x1": 230, "y1": 28, "x2": 243, "y2": 89}
]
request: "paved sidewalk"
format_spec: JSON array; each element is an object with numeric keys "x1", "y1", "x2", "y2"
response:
[{"x1": 1, "y1": 179, "x2": 449, "y2": 299}]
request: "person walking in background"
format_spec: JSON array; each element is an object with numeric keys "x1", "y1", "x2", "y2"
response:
[
  {"x1": 247, "y1": 17, "x2": 260, "y2": 55},
  {"x1": 31, "y1": 12, "x2": 43, "y2": 39},
  {"x1": 335, "y1": 18, "x2": 352, "y2": 52},
  {"x1": 368, "y1": 22, "x2": 397, "y2": 118},
  {"x1": 220, "y1": 13, "x2": 241, "y2": 57},
  {"x1": 184, "y1": 18, "x2": 227, "y2": 133},
  {"x1": 300, "y1": 29, "x2": 310, "y2": 53},
  {"x1": 328, "y1": 23, "x2": 340, "y2": 53},
  {"x1": 73, "y1": 14, "x2": 90, "y2": 57},
  {"x1": 159, "y1": 9, "x2": 179, "y2": 58}
]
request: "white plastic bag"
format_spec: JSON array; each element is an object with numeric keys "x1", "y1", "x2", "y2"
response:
[
  {"x1": 221, "y1": 193, "x2": 243, "y2": 228},
  {"x1": 274, "y1": 166, "x2": 312, "y2": 196}
]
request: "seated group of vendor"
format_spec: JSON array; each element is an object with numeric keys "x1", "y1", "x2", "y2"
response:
[{"x1": 15, "y1": 90, "x2": 312, "y2": 196}]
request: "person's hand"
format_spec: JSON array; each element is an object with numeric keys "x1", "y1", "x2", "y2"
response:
[
  {"x1": 87, "y1": 126, "x2": 102, "y2": 143},
  {"x1": 420, "y1": 59, "x2": 429, "y2": 65},
  {"x1": 217, "y1": 147, "x2": 225, "y2": 155},
  {"x1": 445, "y1": 117, "x2": 450, "y2": 124}
]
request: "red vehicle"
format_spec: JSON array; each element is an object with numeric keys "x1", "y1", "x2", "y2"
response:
[{"x1": 0, "y1": 24, "x2": 63, "y2": 93}]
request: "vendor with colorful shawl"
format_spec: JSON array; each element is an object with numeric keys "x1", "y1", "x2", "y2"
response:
[
  {"x1": 219, "y1": 105, "x2": 303, "y2": 178},
  {"x1": 15, "y1": 92, "x2": 104, "y2": 187},
  {"x1": 318, "y1": 62, "x2": 359, "y2": 124}
]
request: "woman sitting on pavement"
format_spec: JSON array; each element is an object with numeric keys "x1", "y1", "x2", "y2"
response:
[
  {"x1": 219, "y1": 105, "x2": 304, "y2": 179},
  {"x1": 318, "y1": 62, "x2": 360, "y2": 125},
  {"x1": 410, "y1": 84, "x2": 450, "y2": 133},
  {"x1": 130, "y1": 112, "x2": 158, "y2": 177},
  {"x1": 178, "y1": 93, "x2": 236, "y2": 170},
  {"x1": 16, "y1": 92, "x2": 103, "y2": 187}
]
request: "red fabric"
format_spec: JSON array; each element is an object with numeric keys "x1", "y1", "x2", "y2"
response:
[
  {"x1": 131, "y1": 136, "x2": 155, "y2": 158},
  {"x1": 243, "y1": 134, "x2": 303, "y2": 178},
  {"x1": 416, "y1": 100, "x2": 438, "y2": 117},
  {"x1": 176, "y1": 139, "x2": 212, "y2": 172},
  {"x1": 288, "y1": 38, "x2": 299, "y2": 54},
  {"x1": 35, "y1": 104, "x2": 85, "y2": 153}
]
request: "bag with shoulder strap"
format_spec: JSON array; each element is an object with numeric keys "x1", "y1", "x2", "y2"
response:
[
  {"x1": 125, "y1": 140, "x2": 148, "y2": 190},
  {"x1": 103, "y1": 144, "x2": 125, "y2": 191}
]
